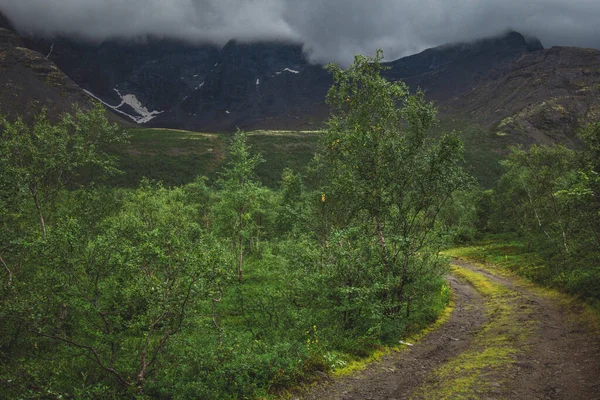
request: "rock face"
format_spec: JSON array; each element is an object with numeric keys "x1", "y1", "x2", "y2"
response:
[
  {"x1": 23, "y1": 36, "x2": 221, "y2": 123},
  {"x1": 153, "y1": 40, "x2": 331, "y2": 131},
  {"x1": 22, "y1": 30, "x2": 543, "y2": 132},
  {"x1": 160, "y1": 31, "x2": 547, "y2": 131},
  {"x1": 23, "y1": 35, "x2": 328, "y2": 130}
]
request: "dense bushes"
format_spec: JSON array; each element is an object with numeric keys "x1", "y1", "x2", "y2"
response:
[{"x1": 470, "y1": 124, "x2": 600, "y2": 300}]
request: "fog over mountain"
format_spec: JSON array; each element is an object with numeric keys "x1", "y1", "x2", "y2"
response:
[{"x1": 1, "y1": 0, "x2": 599, "y2": 65}]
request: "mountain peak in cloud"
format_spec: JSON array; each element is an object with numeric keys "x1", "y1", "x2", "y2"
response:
[{"x1": 1, "y1": 1, "x2": 598, "y2": 65}]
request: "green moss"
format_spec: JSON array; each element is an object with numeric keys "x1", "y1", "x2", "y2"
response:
[
  {"x1": 550, "y1": 103, "x2": 567, "y2": 114},
  {"x1": 497, "y1": 116, "x2": 515, "y2": 128},
  {"x1": 446, "y1": 239, "x2": 600, "y2": 335},
  {"x1": 45, "y1": 66, "x2": 65, "y2": 88}
]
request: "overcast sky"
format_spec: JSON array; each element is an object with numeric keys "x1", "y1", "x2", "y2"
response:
[{"x1": 1, "y1": 0, "x2": 599, "y2": 65}]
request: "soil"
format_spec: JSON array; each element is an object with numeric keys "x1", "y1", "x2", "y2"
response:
[{"x1": 295, "y1": 259, "x2": 600, "y2": 400}]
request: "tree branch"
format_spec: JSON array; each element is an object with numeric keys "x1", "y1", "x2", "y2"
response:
[{"x1": 36, "y1": 332, "x2": 131, "y2": 388}]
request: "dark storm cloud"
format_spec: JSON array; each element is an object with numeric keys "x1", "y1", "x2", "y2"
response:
[{"x1": 1, "y1": 0, "x2": 599, "y2": 65}]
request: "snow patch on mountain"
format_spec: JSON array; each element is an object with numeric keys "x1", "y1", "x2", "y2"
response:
[
  {"x1": 113, "y1": 89, "x2": 163, "y2": 123},
  {"x1": 274, "y1": 68, "x2": 300, "y2": 77},
  {"x1": 83, "y1": 89, "x2": 163, "y2": 124}
]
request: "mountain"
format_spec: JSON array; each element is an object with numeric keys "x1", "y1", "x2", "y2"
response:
[
  {"x1": 152, "y1": 40, "x2": 332, "y2": 131},
  {"x1": 23, "y1": 35, "x2": 220, "y2": 123},
  {"x1": 444, "y1": 46, "x2": 600, "y2": 146},
  {"x1": 22, "y1": 29, "x2": 551, "y2": 133},
  {"x1": 21, "y1": 30, "x2": 545, "y2": 133},
  {"x1": 5, "y1": 7, "x2": 600, "y2": 147},
  {"x1": 385, "y1": 31, "x2": 544, "y2": 103},
  {"x1": 0, "y1": 9, "x2": 15, "y2": 31},
  {"x1": 23, "y1": 35, "x2": 328, "y2": 130},
  {"x1": 0, "y1": 12, "x2": 126, "y2": 124},
  {"x1": 382, "y1": 31, "x2": 600, "y2": 146}
]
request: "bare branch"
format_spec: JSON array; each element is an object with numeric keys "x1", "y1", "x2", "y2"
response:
[{"x1": 0, "y1": 255, "x2": 12, "y2": 286}]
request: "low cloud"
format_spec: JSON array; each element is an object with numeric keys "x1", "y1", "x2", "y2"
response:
[{"x1": 1, "y1": 0, "x2": 599, "y2": 65}]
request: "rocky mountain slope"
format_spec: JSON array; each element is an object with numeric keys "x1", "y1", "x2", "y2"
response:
[
  {"x1": 23, "y1": 35, "x2": 220, "y2": 123},
  {"x1": 445, "y1": 46, "x2": 600, "y2": 146},
  {"x1": 0, "y1": 12, "x2": 128, "y2": 125},
  {"x1": 23, "y1": 34, "x2": 325, "y2": 131},
  {"x1": 22, "y1": 29, "x2": 543, "y2": 133},
  {"x1": 385, "y1": 31, "x2": 544, "y2": 103},
  {"x1": 152, "y1": 40, "x2": 331, "y2": 131}
]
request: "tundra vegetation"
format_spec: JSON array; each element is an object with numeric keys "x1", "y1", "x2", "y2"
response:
[{"x1": 0, "y1": 52, "x2": 598, "y2": 399}]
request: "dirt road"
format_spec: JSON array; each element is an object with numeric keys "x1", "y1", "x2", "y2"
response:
[{"x1": 297, "y1": 260, "x2": 600, "y2": 399}]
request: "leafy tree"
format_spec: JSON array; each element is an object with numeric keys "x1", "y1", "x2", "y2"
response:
[
  {"x1": 318, "y1": 50, "x2": 468, "y2": 324},
  {"x1": 0, "y1": 103, "x2": 126, "y2": 237},
  {"x1": 489, "y1": 137, "x2": 600, "y2": 298},
  {"x1": 578, "y1": 122, "x2": 600, "y2": 243},
  {"x1": 213, "y1": 131, "x2": 268, "y2": 282},
  {"x1": 494, "y1": 145, "x2": 577, "y2": 260},
  {"x1": 1, "y1": 182, "x2": 230, "y2": 397},
  {"x1": 276, "y1": 168, "x2": 310, "y2": 235}
]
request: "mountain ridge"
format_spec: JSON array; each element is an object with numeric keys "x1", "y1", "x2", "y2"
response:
[
  {"x1": 17, "y1": 27, "x2": 543, "y2": 132},
  {"x1": 3, "y1": 7, "x2": 600, "y2": 147}
]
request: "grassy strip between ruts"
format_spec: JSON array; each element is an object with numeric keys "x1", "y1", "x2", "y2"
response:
[{"x1": 412, "y1": 264, "x2": 536, "y2": 399}]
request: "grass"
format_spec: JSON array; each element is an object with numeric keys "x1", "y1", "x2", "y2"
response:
[
  {"x1": 442, "y1": 234, "x2": 544, "y2": 280},
  {"x1": 106, "y1": 128, "x2": 321, "y2": 188},
  {"x1": 107, "y1": 121, "x2": 512, "y2": 190},
  {"x1": 112, "y1": 128, "x2": 224, "y2": 187},
  {"x1": 434, "y1": 119, "x2": 520, "y2": 188},
  {"x1": 246, "y1": 130, "x2": 320, "y2": 187},
  {"x1": 331, "y1": 296, "x2": 456, "y2": 378}
]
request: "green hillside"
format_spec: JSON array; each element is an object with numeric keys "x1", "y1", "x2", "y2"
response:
[
  {"x1": 109, "y1": 128, "x2": 320, "y2": 188},
  {"x1": 110, "y1": 122, "x2": 509, "y2": 190}
]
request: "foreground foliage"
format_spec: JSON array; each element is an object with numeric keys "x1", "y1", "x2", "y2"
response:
[{"x1": 1, "y1": 54, "x2": 467, "y2": 399}]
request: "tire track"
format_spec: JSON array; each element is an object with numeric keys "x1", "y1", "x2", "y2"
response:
[
  {"x1": 296, "y1": 259, "x2": 600, "y2": 399},
  {"x1": 298, "y1": 274, "x2": 487, "y2": 399}
]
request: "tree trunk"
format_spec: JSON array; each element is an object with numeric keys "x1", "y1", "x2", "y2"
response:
[
  {"x1": 237, "y1": 208, "x2": 244, "y2": 282},
  {"x1": 30, "y1": 186, "x2": 46, "y2": 237},
  {"x1": 0, "y1": 255, "x2": 12, "y2": 286},
  {"x1": 238, "y1": 237, "x2": 243, "y2": 283}
]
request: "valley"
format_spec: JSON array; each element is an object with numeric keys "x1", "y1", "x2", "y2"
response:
[
  {"x1": 110, "y1": 128, "x2": 320, "y2": 188},
  {"x1": 1, "y1": 6, "x2": 599, "y2": 400}
]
